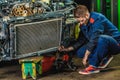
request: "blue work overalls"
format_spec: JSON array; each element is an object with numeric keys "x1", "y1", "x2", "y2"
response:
[{"x1": 73, "y1": 12, "x2": 120, "y2": 67}]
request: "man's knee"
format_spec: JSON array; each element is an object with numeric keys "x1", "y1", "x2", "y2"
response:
[
  {"x1": 98, "y1": 35, "x2": 112, "y2": 44},
  {"x1": 99, "y1": 35, "x2": 112, "y2": 39}
]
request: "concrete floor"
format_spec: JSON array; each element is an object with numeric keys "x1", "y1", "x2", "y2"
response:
[{"x1": 0, "y1": 54, "x2": 120, "y2": 80}]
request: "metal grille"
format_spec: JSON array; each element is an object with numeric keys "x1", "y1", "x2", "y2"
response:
[{"x1": 14, "y1": 18, "x2": 62, "y2": 56}]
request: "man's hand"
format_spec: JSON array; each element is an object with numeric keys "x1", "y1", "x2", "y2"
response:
[
  {"x1": 82, "y1": 50, "x2": 90, "y2": 66},
  {"x1": 58, "y1": 46, "x2": 74, "y2": 52},
  {"x1": 82, "y1": 56, "x2": 88, "y2": 66}
]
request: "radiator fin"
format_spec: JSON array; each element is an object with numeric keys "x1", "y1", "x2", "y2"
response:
[{"x1": 14, "y1": 18, "x2": 62, "y2": 55}]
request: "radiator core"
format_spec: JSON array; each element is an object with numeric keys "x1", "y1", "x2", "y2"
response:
[{"x1": 14, "y1": 18, "x2": 62, "y2": 56}]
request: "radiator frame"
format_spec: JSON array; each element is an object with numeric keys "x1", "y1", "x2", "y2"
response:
[{"x1": 13, "y1": 18, "x2": 63, "y2": 58}]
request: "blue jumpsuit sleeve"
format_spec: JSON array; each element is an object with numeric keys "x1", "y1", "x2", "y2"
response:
[
  {"x1": 86, "y1": 24, "x2": 104, "y2": 52},
  {"x1": 72, "y1": 31, "x2": 87, "y2": 50}
]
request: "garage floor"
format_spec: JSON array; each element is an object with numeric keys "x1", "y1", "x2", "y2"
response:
[{"x1": 0, "y1": 54, "x2": 120, "y2": 80}]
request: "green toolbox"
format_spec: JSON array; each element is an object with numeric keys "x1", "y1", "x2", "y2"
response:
[{"x1": 19, "y1": 56, "x2": 56, "y2": 80}]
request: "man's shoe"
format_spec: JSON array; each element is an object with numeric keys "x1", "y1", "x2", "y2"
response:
[
  {"x1": 79, "y1": 65, "x2": 100, "y2": 75},
  {"x1": 98, "y1": 55, "x2": 113, "y2": 69}
]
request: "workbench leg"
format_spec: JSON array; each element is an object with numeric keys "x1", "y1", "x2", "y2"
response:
[
  {"x1": 21, "y1": 63, "x2": 27, "y2": 80},
  {"x1": 31, "y1": 63, "x2": 37, "y2": 80}
]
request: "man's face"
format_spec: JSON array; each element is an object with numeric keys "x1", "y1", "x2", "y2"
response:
[{"x1": 75, "y1": 14, "x2": 89, "y2": 25}]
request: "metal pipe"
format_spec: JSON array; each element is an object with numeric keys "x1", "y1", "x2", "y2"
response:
[
  {"x1": 118, "y1": 0, "x2": 120, "y2": 31},
  {"x1": 96, "y1": 0, "x2": 101, "y2": 12}
]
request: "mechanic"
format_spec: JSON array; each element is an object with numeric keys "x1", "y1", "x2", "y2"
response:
[{"x1": 58, "y1": 5, "x2": 120, "y2": 75}]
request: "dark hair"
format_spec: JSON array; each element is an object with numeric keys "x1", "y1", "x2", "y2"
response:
[{"x1": 74, "y1": 5, "x2": 89, "y2": 18}]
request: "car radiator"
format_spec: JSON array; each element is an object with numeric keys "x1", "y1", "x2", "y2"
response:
[{"x1": 14, "y1": 18, "x2": 62, "y2": 58}]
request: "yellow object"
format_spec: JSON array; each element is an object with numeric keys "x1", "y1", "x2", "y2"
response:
[
  {"x1": 32, "y1": 0, "x2": 35, "y2": 2},
  {"x1": 74, "y1": 23, "x2": 80, "y2": 39},
  {"x1": 41, "y1": 0, "x2": 50, "y2": 4},
  {"x1": 19, "y1": 56, "x2": 43, "y2": 80}
]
